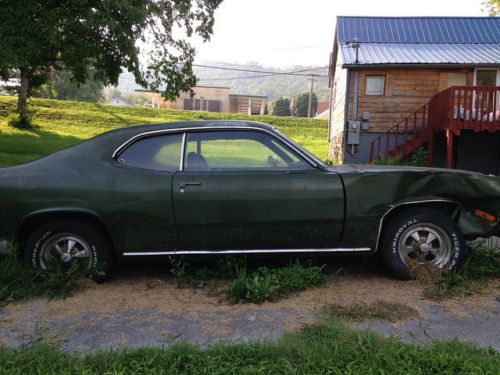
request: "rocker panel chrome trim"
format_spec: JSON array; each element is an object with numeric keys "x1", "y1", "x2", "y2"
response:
[{"x1": 122, "y1": 248, "x2": 371, "y2": 256}]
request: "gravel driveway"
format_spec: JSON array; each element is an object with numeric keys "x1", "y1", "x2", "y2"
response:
[{"x1": 0, "y1": 258, "x2": 498, "y2": 353}]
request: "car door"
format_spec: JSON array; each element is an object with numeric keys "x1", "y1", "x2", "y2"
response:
[
  {"x1": 109, "y1": 132, "x2": 184, "y2": 254},
  {"x1": 172, "y1": 129, "x2": 344, "y2": 250}
]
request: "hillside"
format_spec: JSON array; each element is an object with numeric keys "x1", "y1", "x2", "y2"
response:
[
  {"x1": 0, "y1": 97, "x2": 328, "y2": 167},
  {"x1": 117, "y1": 62, "x2": 330, "y2": 102}
]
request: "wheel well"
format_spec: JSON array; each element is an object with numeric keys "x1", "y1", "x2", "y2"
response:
[
  {"x1": 375, "y1": 200, "x2": 462, "y2": 252},
  {"x1": 16, "y1": 212, "x2": 117, "y2": 257}
]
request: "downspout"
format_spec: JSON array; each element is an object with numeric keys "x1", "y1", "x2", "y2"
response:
[
  {"x1": 351, "y1": 70, "x2": 360, "y2": 121},
  {"x1": 350, "y1": 70, "x2": 360, "y2": 156},
  {"x1": 343, "y1": 69, "x2": 351, "y2": 160}
]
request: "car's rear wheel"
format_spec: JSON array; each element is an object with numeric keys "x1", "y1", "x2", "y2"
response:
[
  {"x1": 380, "y1": 208, "x2": 465, "y2": 280},
  {"x1": 23, "y1": 219, "x2": 111, "y2": 282}
]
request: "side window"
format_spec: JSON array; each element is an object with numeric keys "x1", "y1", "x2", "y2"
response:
[
  {"x1": 366, "y1": 75, "x2": 385, "y2": 95},
  {"x1": 117, "y1": 133, "x2": 183, "y2": 172},
  {"x1": 183, "y1": 130, "x2": 311, "y2": 172}
]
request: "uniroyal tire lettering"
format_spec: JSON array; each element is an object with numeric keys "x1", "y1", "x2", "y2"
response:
[
  {"x1": 32, "y1": 230, "x2": 53, "y2": 267},
  {"x1": 391, "y1": 219, "x2": 418, "y2": 254},
  {"x1": 91, "y1": 245, "x2": 98, "y2": 267}
]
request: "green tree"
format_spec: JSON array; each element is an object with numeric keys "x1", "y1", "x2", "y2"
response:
[
  {"x1": 0, "y1": 0, "x2": 222, "y2": 127},
  {"x1": 290, "y1": 92, "x2": 317, "y2": 118},
  {"x1": 269, "y1": 97, "x2": 290, "y2": 116},
  {"x1": 482, "y1": 0, "x2": 500, "y2": 15},
  {"x1": 37, "y1": 69, "x2": 104, "y2": 103}
]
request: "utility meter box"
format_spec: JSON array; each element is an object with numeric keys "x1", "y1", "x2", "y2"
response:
[
  {"x1": 361, "y1": 112, "x2": 370, "y2": 130},
  {"x1": 347, "y1": 121, "x2": 361, "y2": 145}
]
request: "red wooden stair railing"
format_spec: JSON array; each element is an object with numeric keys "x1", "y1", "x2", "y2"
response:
[{"x1": 369, "y1": 86, "x2": 500, "y2": 168}]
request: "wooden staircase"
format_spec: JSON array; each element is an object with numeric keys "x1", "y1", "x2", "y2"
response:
[{"x1": 369, "y1": 86, "x2": 500, "y2": 168}]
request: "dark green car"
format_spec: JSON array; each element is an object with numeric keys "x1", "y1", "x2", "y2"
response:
[{"x1": 1, "y1": 121, "x2": 499, "y2": 280}]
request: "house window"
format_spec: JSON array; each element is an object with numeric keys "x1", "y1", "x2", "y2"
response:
[
  {"x1": 476, "y1": 70, "x2": 497, "y2": 86},
  {"x1": 183, "y1": 98, "x2": 221, "y2": 112},
  {"x1": 366, "y1": 76, "x2": 385, "y2": 95}
]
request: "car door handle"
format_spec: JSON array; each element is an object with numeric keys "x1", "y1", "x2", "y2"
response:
[{"x1": 178, "y1": 182, "x2": 202, "y2": 189}]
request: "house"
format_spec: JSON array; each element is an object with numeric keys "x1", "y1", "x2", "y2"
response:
[
  {"x1": 136, "y1": 85, "x2": 267, "y2": 115},
  {"x1": 315, "y1": 101, "x2": 330, "y2": 119},
  {"x1": 328, "y1": 16, "x2": 500, "y2": 175}
]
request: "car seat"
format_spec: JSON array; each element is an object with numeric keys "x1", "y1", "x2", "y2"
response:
[{"x1": 186, "y1": 152, "x2": 209, "y2": 171}]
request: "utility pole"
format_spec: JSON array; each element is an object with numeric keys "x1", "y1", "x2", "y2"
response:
[{"x1": 307, "y1": 75, "x2": 316, "y2": 118}]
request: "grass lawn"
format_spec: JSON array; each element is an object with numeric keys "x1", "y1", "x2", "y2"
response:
[
  {"x1": 0, "y1": 96, "x2": 329, "y2": 167},
  {"x1": 0, "y1": 320, "x2": 498, "y2": 374}
]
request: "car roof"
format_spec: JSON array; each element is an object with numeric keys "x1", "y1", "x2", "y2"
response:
[{"x1": 107, "y1": 120, "x2": 276, "y2": 136}]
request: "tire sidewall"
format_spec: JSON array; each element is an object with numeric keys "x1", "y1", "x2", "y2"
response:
[
  {"x1": 24, "y1": 220, "x2": 107, "y2": 275},
  {"x1": 382, "y1": 208, "x2": 465, "y2": 280}
]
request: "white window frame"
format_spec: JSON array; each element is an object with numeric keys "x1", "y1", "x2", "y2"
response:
[
  {"x1": 473, "y1": 68, "x2": 500, "y2": 86},
  {"x1": 365, "y1": 75, "x2": 386, "y2": 96}
]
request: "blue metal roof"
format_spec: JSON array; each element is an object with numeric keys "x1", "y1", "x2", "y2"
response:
[
  {"x1": 340, "y1": 43, "x2": 500, "y2": 66},
  {"x1": 337, "y1": 17, "x2": 500, "y2": 44}
]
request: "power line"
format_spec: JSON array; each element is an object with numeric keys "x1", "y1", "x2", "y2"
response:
[
  {"x1": 198, "y1": 74, "x2": 276, "y2": 81},
  {"x1": 192, "y1": 64, "x2": 328, "y2": 78},
  {"x1": 197, "y1": 66, "x2": 329, "y2": 81}
]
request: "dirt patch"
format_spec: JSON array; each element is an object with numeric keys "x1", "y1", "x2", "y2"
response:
[{"x1": 321, "y1": 300, "x2": 420, "y2": 322}]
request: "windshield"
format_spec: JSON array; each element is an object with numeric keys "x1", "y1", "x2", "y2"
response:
[{"x1": 272, "y1": 128, "x2": 326, "y2": 167}]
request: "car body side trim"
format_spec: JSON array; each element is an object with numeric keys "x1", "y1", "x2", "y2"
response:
[
  {"x1": 112, "y1": 126, "x2": 319, "y2": 168},
  {"x1": 374, "y1": 199, "x2": 461, "y2": 253},
  {"x1": 122, "y1": 248, "x2": 371, "y2": 256}
]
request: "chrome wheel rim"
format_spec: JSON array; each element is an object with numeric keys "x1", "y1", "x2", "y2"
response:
[
  {"x1": 398, "y1": 223, "x2": 452, "y2": 268},
  {"x1": 39, "y1": 233, "x2": 92, "y2": 271}
]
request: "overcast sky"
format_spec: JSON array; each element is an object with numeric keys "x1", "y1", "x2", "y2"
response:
[{"x1": 193, "y1": 0, "x2": 486, "y2": 68}]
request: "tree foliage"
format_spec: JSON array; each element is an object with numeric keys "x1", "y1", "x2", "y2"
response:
[
  {"x1": 269, "y1": 97, "x2": 290, "y2": 116},
  {"x1": 0, "y1": 0, "x2": 222, "y2": 125},
  {"x1": 36, "y1": 69, "x2": 104, "y2": 103},
  {"x1": 482, "y1": 0, "x2": 500, "y2": 15},
  {"x1": 290, "y1": 92, "x2": 317, "y2": 118}
]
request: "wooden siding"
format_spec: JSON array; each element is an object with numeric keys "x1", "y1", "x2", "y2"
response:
[{"x1": 347, "y1": 68, "x2": 474, "y2": 132}]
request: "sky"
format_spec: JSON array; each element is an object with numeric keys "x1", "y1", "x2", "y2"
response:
[{"x1": 193, "y1": 0, "x2": 486, "y2": 68}]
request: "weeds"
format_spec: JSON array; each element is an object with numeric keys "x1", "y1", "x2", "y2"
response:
[
  {"x1": 424, "y1": 244, "x2": 500, "y2": 300},
  {"x1": 168, "y1": 256, "x2": 189, "y2": 288},
  {"x1": 0, "y1": 247, "x2": 84, "y2": 304},
  {"x1": 167, "y1": 257, "x2": 326, "y2": 303},
  {"x1": 227, "y1": 262, "x2": 326, "y2": 303}
]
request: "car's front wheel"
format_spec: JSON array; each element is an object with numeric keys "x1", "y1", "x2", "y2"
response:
[
  {"x1": 380, "y1": 208, "x2": 465, "y2": 280},
  {"x1": 23, "y1": 219, "x2": 111, "y2": 281}
]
